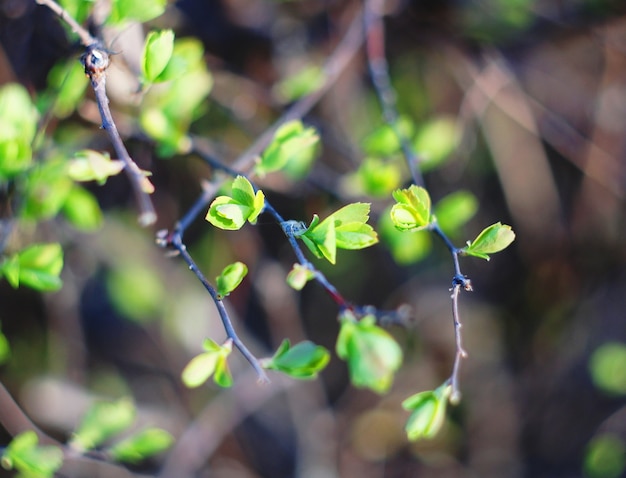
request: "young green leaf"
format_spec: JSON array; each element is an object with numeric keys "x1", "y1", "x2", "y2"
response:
[
  {"x1": 256, "y1": 120, "x2": 319, "y2": 177},
  {"x1": 361, "y1": 117, "x2": 414, "y2": 157},
  {"x1": 142, "y1": 30, "x2": 175, "y2": 83},
  {"x1": 68, "y1": 150, "x2": 124, "y2": 185},
  {"x1": 1, "y1": 243, "x2": 64, "y2": 292},
  {"x1": 70, "y1": 399, "x2": 136, "y2": 452},
  {"x1": 402, "y1": 384, "x2": 451, "y2": 441},
  {"x1": 300, "y1": 203, "x2": 378, "y2": 264},
  {"x1": 263, "y1": 339, "x2": 330, "y2": 379},
  {"x1": 109, "y1": 428, "x2": 174, "y2": 464},
  {"x1": 206, "y1": 176, "x2": 265, "y2": 230},
  {"x1": 464, "y1": 222, "x2": 515, "y2": 260},
  {"x1": 274, "y1": 65, "x2": 325, "y2": 102},
  {"x1": 336, "y1": 314, "x2": 403, "y2": 394},
  {"x1": 46, "y1": 59, "x2": 89, "y2": 119},
  {"x1": 0, "y1": 83, "x2": 37, "y2": 178},
  {"x1": 286, "y1": 263, "x2": 315, "y2": 290},
  {"x1": 216, "y1": 261, "x2": 248, "y2": 298},
  {"x1": 379, "y1": 207, "x2": 432, "y2": 265},
  {"x1": 390, "y1": 185, "x2": 432, "y2": 232},
  {"x1": 108, "y1": 0, "x2": 167, "y2": 24},
  {"x1": 182, "y1": 339, "x2": 233, "y2": 388},
  {"x1": 344, "y1": 157, "x2": 402, "y2": 198},
  {"x1": 62, "y1": 186, "x2": 103, "y2": 231},
  {"x1": 433, "y1": 190, "x2": 478, "y2": 236},
  {"x1": 413, "y1": 116, "x2": 459, "y2": 171},
  {"x1": 0, "y1": 324, "x2": 10, "y2": 365},
  {"x1": 1, "y1": 431, "x2": 63, "y2": 478}
]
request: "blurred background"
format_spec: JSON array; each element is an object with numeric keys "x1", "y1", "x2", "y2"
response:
[{"x1": 1, "y1": 0, "x2": 626, "y2": 476}]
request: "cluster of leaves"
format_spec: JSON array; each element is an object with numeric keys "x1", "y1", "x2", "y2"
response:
[{"x1": 1, "y1": 400, "x2": 173, "y2": 477}]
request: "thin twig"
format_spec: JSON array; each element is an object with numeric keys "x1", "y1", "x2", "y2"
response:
[
  {"x1": 449, "y1": 284, "x2": 468, "y2": 404},
  {"x1": 37, "y1": 1, "x2": 157, "y2": 226},
  {"x1": 35, "y1": 0, "x2": 95, "y2": 47},
  {"x1": 364, "y1": 0, "x2": 424, "y2": 186},
  {"x1": 164, "y1": 232, "x2": 269, "y2": 383}
]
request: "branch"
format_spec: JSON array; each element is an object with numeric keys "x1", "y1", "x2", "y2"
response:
[
  {"x1": 38, "y1": 0, "x2": 157, "y2": 226},
  {"x1": 364, "y1": 0, "x2": 424, "y2": 186}
]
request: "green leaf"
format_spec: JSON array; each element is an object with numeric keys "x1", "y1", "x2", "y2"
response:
[
  {"x1": 286, "y1": 263, "x2": 315, "y2": 290},
  {"x1": 584, "y1": 434, "x2": 626, "y2": 478},
  {"x1": 154, "y1": 38, "x2": 205, "y2": 82},
  {"x1": 344, "y1": 157, "x2": 402, "y2": 198},
  {"x1": 274, "y1": 65, "x2": 325, "y2": 102},
  {"x1": 106, "y1": 262, "x2": 165, "y2": 323},
  {"x1": 433, "y1": 191, "x2": 478, "y2": 236},
  {"x1": 108, "y1": 0, "x2": 167, "y2": 24},
  {"x1": 589, "y1": 342, "x2": 626, "y2": 395},
  {"x1": 216, "y1": 261, "x2": 248, "y2": 298},
  {"x1": 336, "y1": 314, "x2": 403, "y2": 394},
  {"x1": 464, "y1": 222, "x2": 515, "y2": 260},
  {"x1": 379, "y1": 207, "x2": 432, "y2": 265},
  {"x1": 413, "y1": 116, "x2": 459, "y2": 171},
  {"x1": 0, "y1": 324, "x2": 11, "y2": 365},
  {"x1": 70, "y1": 399, "x2": 136, "y2": 452},
  {"x1": 361, "y1": 117, "x2": 414, "y2": 157},
  {"x1": 390, "y1": 185, "x2": 432, "y2": 231},
  {"x1": 46, "y1": 59, "x2": 89, "y2": 119},
  {"x1": 142, "y1": 30, "x2": 175, "y2": 83},
  {"x1": 109, "y1": 428, "x2": 174, "y2": 464},
  {"x1": 1, "y1": 431, "x2": 63, "y2": 478},
  {"x1": 182, "y1": 339, "x2": 233, "y2": 388},
  {"x1": 22, "y1": 160, "x2": 73, "y2": 221},
  {"x1": 264, "y1": 339, "x2": 330, "y2": 379},
  {"x1": 62, "y1": 186, "x2": 103, "y2": 231},
  {"x1": 301, "y1": 203, "x2": 378, "y2": 264},
  {"x1": 58, "y1": 0, "x2": 92, "y2": 24},
  {"x1": 2, "y1": 244, "x2": 64, "y2": 292},
  {"x1": 402, "y1": 384, "x2": 450, "y2": 441},
  {"x1": 0, "y1": 83, "x2": 37, "y2": 178},
  {"x1": 206, "y1": 177, "x2": 265, "y2": 230},
  {"x1": 256, "y1": 120, "x2": 319, "y2": 177},
  {"x1": 68, "y1": 150, "x2": 125, "y2": 185}
]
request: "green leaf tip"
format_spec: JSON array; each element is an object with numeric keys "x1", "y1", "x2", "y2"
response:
[
  {"x1": 216, "y1": 261, "x2": 248, "y2": 298},
  {"x1": 1, "y1": 243, "x2": 64, "y2": 292},
  {"x1": 256, "y1": 120, "x2": 319, "y2": 177},
  {"x1": 110, "y1": 428, "x2": 174, "y2": 464},
  {"x1": 336, "y1": 314, "x2": 403, "y2": 394},
  {"x1": 263, "y1": 339, "x2": 330, "y2": 379},
  {"x1": 182, "y1": 339, "x2": 233, "y2": 388},
  {"x1": 300, "y1": 203, "x2": 378, "y2": 264},
  {"x1": 390, "y1": 185, "x2": 432, "y2": 232},
  {"x1": 142, "y1": 29, "x2": 175, "y2": 83},
  {"x1": 206, "y1": 176, "x2": 265, "y2": 230},
  {"x1": 403, "y1": 384, "x2": 451, "y2": 441},
  {"x1": 464, "y1": 222, "x2": 515, "y2": 260},
  {"x1": 1, "y1": 431, "x2": 63, "y2": 478}
]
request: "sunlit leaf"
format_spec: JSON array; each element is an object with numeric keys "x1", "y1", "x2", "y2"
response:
[
  {"x1": 62, "y1": 186, "x2": 103, "y2": 231},
  {"x1": 433, "y1": 190, "x2": 478, "y2": 236},
  {"x1": 256, "y1": 120, "x2": 319, "y2": 177},
  {"x1": 1, "y1": 431, "x2": 63, "y2": 478},
  {"x1": 110, "y1": 428, "x2": 174, "y2": 464},
  {"x1": 70, "y1": 399, "x2": 136, "y2": 452},
  {"x1": 286, "y1": 263, "x2": 315, "y2": 290},
  {"x1": 589, "y1": 342, "x2": 626, "y2": 395},
  {"x1": 414, "y1": 116, "x2": 459, "y2": 171},
  {"x1": 108, "y1": 0, "x2": 167, "y2": 24},
  {"x1": 464, "y1": 222, "x2": 515, "y2": 260},
  {"x1": 263, "y1": 339, "x2": 330, "y2": 379},
  {"x1": 2, "y1": 244, "x2": 64, "y2": 292},
  {"x1": 68, "y1": 150, "x2": 124, "y2": 184},
  {"x1": 402, "y1": 384, "x2": 450, "y2": 441},
  {"x1": 361, "y1": 117, "x2": 414, "y2": 157},
  {"x1": 390, "y1": 185, "x2": 432, "y2": 231},
  {"x1": 182, "y1": 339, "x2": 233, "y2": 388},
  {"x1": 336, "y1": 314, "x2": 403, "y2": 394},
  {"x1": 274, "y1": 65, "x2": 325, "y2": 102},
  {"x1": 584, "y1": 434, "x2": 626, "y2": 478},
  {"x1": 379, "y1": 207, "x2": 432, "y2": 265},
  {"x1": 216, "y1": 261, "x2": 248, "y2": 298},
  {"x1": 142, "y1": 30, "x2": 175, "y2": 83}
]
